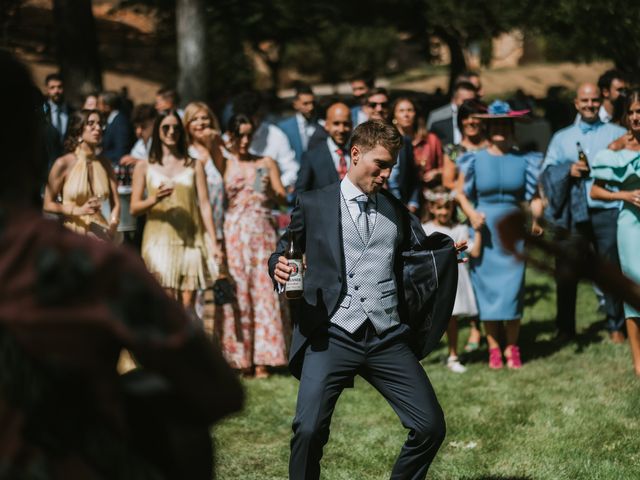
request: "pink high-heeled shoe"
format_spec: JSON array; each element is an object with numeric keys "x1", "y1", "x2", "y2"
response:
[
  {"x1": 505, "y1": 345, "x2": 522, "y2": 369},
  {"x1": 489, "y1": 347, "x2": 503, "y2": 369}
]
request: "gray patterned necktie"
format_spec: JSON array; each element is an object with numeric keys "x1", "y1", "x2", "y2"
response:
[{"x1": 355, "y1": 195, "x2": 370, "y2": 244}]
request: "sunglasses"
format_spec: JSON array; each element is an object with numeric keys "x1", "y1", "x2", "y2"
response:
[
  {"x1": 368, "y1": 101, "x2": 389, "y2": 109},
  {"x1": 161, "y1": 124, "x2": 180, "y2": 134}
]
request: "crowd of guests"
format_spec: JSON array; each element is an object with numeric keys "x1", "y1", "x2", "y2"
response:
[{"x1": 40, "y1": 66, "x2": 640, "y2": 377}]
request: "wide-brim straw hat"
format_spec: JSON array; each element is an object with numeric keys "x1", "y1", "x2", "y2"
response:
[{"x1": 472, "y1": 100, "x2": 530, "y2": 120}]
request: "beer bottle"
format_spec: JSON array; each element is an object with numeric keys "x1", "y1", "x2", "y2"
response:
[
  {"x1": 285, "y1": 230, "x2": 303, "y2": 299},
  {"x1": 576, "y1": 142, "x2": 590, "y2": 173}
]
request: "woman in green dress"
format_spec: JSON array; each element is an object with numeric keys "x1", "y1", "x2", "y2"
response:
[{"x1": 591, "y1": 88, "x2": 640, "y2": 377}]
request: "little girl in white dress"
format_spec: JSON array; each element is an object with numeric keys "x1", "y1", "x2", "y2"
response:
[{"x1": 422, "y1": 186, "x2": 481, "y2": 373}]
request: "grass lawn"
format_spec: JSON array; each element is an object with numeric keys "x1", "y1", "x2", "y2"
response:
[{"x1": 214, "y1": 268, "x2": 640, "y2": 479}]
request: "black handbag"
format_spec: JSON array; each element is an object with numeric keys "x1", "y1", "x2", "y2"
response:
[{"x1": 212, "y1": 277, "x2": 236, "y2": 305}]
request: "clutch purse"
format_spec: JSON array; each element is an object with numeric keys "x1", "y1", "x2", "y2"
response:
[{"x1": 212, "y1": 277, "x2": 236, "y2": 305}]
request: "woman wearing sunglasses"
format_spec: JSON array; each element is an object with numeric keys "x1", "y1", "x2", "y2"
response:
[{"x1": 130, "y1": 110, "x2": 222, "y2": 311}]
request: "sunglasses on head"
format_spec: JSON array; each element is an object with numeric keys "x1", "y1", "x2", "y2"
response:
[{"x1": 368, "y1": 101, "x2": 388, "y2": 109}]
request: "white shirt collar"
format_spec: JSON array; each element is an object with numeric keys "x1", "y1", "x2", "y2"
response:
[
  {"x1": 107, "y1": 110, "x2": 119, "y2": 125},
  {"x1": 327, "y1": 136, "x2": 347, "y2": 155},
  {"x1": 341, "y1": 173, "x2": 376, "y2": 204},
  {"x1": 451, "y1": 102, "x2": 459, "y2": 114},
  {"x1": 599, "y1": 104, "x2": 612, "y2": 123}
]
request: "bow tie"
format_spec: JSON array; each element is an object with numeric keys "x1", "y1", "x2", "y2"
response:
[{"x1": 578, "y1": 120, "x2": 601, "y2": 134}]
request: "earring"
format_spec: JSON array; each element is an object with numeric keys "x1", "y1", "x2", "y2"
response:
[
  {"x1": 77, "y1": 137, "x2": 83, "y2": 144},
  {"x1": 392, "y1": 119, "x2": 397, "y2": 125}
]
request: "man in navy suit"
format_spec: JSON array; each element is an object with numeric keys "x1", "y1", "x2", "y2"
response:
[
  {"x1": 295, "y1": 102, "x2": 352, "y2": 194},
  {"x1": 278, "y1": 84, "x2": 319, "y2": 165},
  {"x1": 269, "y1": 120, "x2": 457, "y2": 479},
  {"x1": 350, "y1": 74, "x2": 375, "y2": 127},
  {"x1": 98, "y1": 91, "x2": 133, "y2": 166}
]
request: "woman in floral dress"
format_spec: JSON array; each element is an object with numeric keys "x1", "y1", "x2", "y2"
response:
[{"x1": 214, "y1": 114, "x2": 289, "y2": 377}]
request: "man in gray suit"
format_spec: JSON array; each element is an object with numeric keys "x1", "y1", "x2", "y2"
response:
[
  {"x1": 427, "y1": 80, "x2": 478, "y2": 145},
  {"x1": 270, "y1": 121, "x2": 458, "y2": 479}
]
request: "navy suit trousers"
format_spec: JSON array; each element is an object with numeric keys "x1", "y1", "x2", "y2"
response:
[
  {"x1": 289, "y1": 322, "x2": 445, "y2": 480},
  {"x1": 555, "y1": 207, "x2": 624, "y2": 334}
]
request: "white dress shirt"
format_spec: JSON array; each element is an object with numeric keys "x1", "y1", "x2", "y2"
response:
[
  {"x1": 296, "y1": 113, "x2": 317, "y2": 151},
  {"x1": 327, "y1": 137, "x2": 350, "y2": 172},
  {"x1": 599, "y1": 104, "x2": 612, "y2": 123},
  {"x1": 129, "y1": 138, "x2": 151, "y2": 160},
  {"x1": 340, "y1": 174, "x2": 377, "y2": 229},
  {"x1": 451, "y1": 103, "x2": 462, "y2": 145},
  {"x1": 48, "y1": 100, "x2": 69, "y2": 137},
  {"x1": 250, "y1": 122, "x2": 299, "y2": 188}
]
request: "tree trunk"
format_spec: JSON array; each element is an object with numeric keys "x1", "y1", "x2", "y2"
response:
[
  {"x1": 52, "y1": 0, "x2": 102, "y2": 106},
  {"x1": 176, "y1": 0, "x2": 210, "y2": 105},
  {"x1": 434, "y1": 27, "x2": 467, "y2": 97}
]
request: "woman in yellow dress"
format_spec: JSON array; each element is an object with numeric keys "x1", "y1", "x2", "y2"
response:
[
  {"x1": 130, "y1": 110, "x2": 221, "y2": 310},
  {"x1": 44, "y1": 109, "x2": 120, "y2": 240}
]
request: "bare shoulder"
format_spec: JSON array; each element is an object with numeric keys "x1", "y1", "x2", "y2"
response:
[
  {"x1": 260, "y1": 156, "x2": 277, "y2": 169},
  {"x1": 133, "y1": 159, "x2": 149, "y2": 175},
  {"x1": 608, "y1": 132, "x2": 632, "y2": 151},
  {"x1": 51, "y1": 152, "x2": 76, "y2": 175}
]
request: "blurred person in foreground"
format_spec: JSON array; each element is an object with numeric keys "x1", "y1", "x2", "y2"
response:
[
  {"x1": 0, "y1": 50, "x2": 243, "y2": 480},
  {"x1": 295, "y1": 101, "x2": 353, "y2": 194},
  {"x1": 590, "y1": 88, "x2": 640, "y2": 375},
  {"x1": 541, "y1": 83, "x2": 626, "y2": 343},
  {"x1": 456, "y1": 101, "x2": 544, "y2": 369},
  {"x1": 391, "y1": 96, "x2": 444, "y2": 192},
  {"x1": 43, "y1": 110, "x2": 121, "y2": 242}
]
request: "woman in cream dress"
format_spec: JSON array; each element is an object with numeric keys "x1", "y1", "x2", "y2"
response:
[
  {"x1": 130, "y1": 110, "x2": 221, "y2": 310},
  {"x1": 44, "y1": 109, "x2": 120, "y2": 240}
]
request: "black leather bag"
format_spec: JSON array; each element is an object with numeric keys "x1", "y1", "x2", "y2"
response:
[{"x1": 212, "y1": 277, "x2": 236, "y2": 305}]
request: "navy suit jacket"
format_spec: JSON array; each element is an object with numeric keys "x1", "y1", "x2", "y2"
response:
[
  {"x1": 430, "y1": 118, "x2": 454, "y2": 146},
  {"x1": 278, "y1": 115, "x2": 319, "y2": 164},
  {"x1": 295, "y1": 140, "x2": 340, "y2": 194},
  {"x1": 396, "y1": 137, "x2": 420, "y2": 206},
  {"x1": 268, "y1": 182, "x2": 458, "y2": 378},
  {"x1": 102, "y1": 111, "x2": 133, "y2": 165}
]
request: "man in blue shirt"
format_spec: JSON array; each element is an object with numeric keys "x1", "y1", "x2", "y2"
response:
[{"x1": 543, "y1": 82, "x2": 626, "y2": 342}]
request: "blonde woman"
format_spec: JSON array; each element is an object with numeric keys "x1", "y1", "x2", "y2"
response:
[
  {"x1": 44, "y1": 109, "x2": 120, "y2": 241},
  {"x1": 183, "y1": 101, "x2": 226, "y2": 240}
]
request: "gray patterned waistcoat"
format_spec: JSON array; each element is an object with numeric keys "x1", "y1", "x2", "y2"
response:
[{"x1": 329, "y1": 193, "x2": 401, "y2": 334}]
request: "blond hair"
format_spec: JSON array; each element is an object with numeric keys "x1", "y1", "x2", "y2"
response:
[{"x1": 182, "y1": 101, "x2": 221, "y2": 146}]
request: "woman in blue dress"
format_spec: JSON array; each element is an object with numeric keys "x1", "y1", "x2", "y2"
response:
[
  {"x1": 457, "y1": 101, "x2": 543, "y2": 369},
  {"x1": 590, "y1": 88, "x2": 640, "y2": 377}
]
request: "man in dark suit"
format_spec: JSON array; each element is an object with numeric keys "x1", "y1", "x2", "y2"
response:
[
  {"x1": 278, "y1": 84, "x2": 320, "y2": 164},
  {"x1": 98, "y1": 91, "x2": 133, "y2": 166},
  {"x1": 42, "y1": 73, "x2": 73, "y2": 166},
  {"x1": 295, "y1": 102, "x2": 352, "y2": 194},
  {"x1": 349, "y1": 73, "x2": 375, "y2": 127},
  {"x1": 363, "y1": 87, "x2": 420, "y2": 211},
  {"x1": 269, "y1": 121, "x2": 458, "y2": 480},
  {"x1": 428, "y1": 81, "x2": 477, "y2": 146}
]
